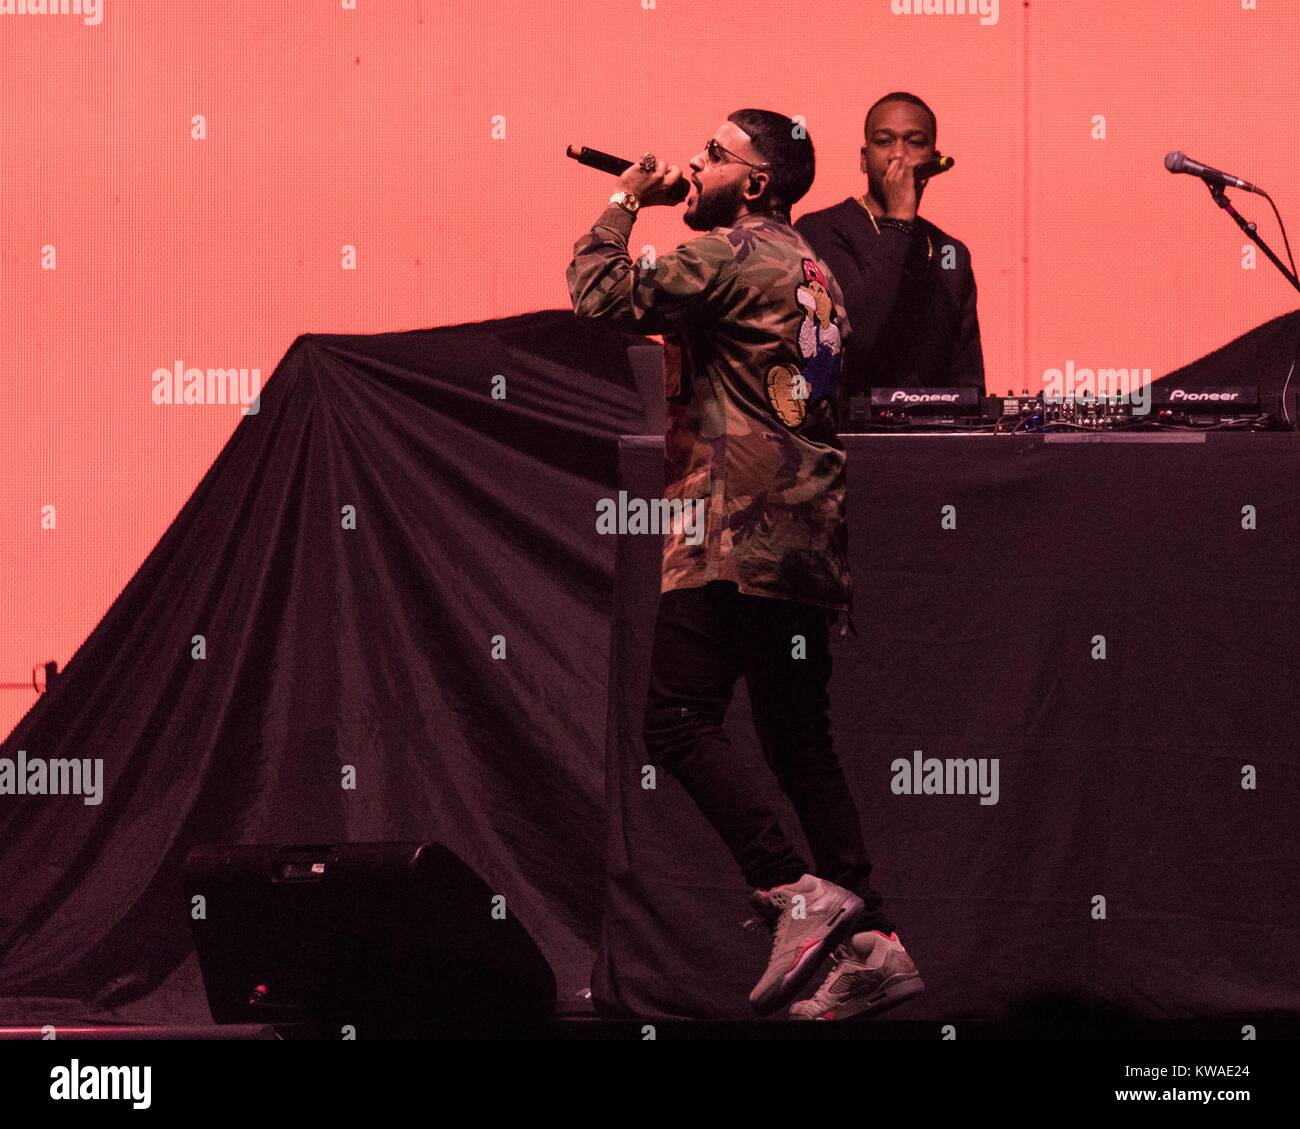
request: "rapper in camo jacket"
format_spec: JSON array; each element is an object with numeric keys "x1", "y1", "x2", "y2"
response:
[
  {"x1": 566, "y1": 136, "x2": 854, "y2": 613},
  {"x1": 564, "y1": 111, "x2": 910, "y2": 1020}
]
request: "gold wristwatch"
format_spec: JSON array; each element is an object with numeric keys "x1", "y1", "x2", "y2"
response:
[{"x1": 610, "y1": 190, "x2": 640, "y2": 215}]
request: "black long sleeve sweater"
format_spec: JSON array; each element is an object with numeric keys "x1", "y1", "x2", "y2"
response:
[{"x1": 795, "y1": 197, "x2": 985, "y2": 402}]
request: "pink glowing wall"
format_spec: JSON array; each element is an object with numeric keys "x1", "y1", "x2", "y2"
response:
[{"x1": 2, "y1": 0, "x2": 1297, "y2": 735}]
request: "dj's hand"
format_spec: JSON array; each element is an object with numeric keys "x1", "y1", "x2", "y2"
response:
[
  {"x1": 617, "y1": 157, "x2": 684, "y2": 208},
  {"x1": 880, "y1": 156, "x2": 920, "y2": 222}
]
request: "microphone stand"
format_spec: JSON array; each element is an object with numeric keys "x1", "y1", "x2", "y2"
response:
[{"x1": 1206, "y1": 182, "x2": 1300, "y2": 293}]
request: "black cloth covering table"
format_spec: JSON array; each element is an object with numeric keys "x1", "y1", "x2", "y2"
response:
[{"x1": 597, "y1": 432, "x2": 1300, "y2": 1020}]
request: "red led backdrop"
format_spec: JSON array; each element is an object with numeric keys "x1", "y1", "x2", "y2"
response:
[{"x1": 2, "y1": 0, "x2": 1298, "y2": 736}]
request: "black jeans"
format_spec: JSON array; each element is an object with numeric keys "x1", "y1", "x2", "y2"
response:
[{"x1": 641, "y1": 580, "x2": 893, "y2": 934}]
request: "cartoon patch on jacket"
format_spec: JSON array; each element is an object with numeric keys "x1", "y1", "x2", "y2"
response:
[{"x1": 765, "y1": 258, "x2": 843, "y2": 427}]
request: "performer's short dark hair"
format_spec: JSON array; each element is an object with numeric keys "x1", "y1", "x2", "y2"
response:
[
  {"x1": 864, "y1": 92, "x2": 938, "y2": 140},
  {"x1": 727, "y1": 108, "x2": 816, "y2": 210}
]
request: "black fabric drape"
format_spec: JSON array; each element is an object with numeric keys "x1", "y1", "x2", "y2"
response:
[
  {"x1": 2, "y1": 310, "x2": 1298, "y2": 1026},
  {"x1": 0, "y1": 311, "x2": 645, "y2": 1022},
  {"x1": 1156, "y1": 310, "x2": 1300, "y2": 393}
]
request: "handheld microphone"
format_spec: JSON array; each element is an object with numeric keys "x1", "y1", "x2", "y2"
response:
[
  {"x1": 566, "y1": 144, "x2": 690, "y2": 203},
  {"x1": 1164, "y1": 150, "x2": 1261, "y2": 195},
  {"x1": 914, "y1": 154, "x2": 955, "y2": 182}
]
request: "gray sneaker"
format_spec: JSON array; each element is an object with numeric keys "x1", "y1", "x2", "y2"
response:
[
  {"x1": 788, "y1": 930, "x2": 925, "y2": 1020},
  {"x1": 745, "y1": 874, "x2": 865, "y2": 1015}
]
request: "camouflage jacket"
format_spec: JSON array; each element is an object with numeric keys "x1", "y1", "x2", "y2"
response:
[{"x1": 567, "y1": 203, "x2": 853, "y2": 612}]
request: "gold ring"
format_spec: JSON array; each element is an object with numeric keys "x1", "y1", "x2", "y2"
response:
[{"x1": 639, "y1": 151, "x2": 657, "y2": 172}]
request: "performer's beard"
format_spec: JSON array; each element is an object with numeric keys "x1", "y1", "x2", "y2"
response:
[{"x1": 684, "y1": 177, "x2": 745, "y2": 232}]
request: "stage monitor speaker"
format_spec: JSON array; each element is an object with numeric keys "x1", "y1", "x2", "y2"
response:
[{"x1": 183, "y1": 841, "x2": 556, "y2": 1038}]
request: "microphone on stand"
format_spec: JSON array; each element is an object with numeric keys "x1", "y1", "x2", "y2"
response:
[
  {"x1": 1165, "y1": 150, "x2": 1298, "y2": 294},
  {"x1": 566, "y1": 144, "x2": 690, "y2": 203},
  {"x1": 1164, "y1": 151, "x2": 1261, "y2": 195}
]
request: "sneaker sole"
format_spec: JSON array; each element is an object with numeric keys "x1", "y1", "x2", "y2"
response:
[
  {"x1": 750, "y1": 894, "x2": 866, "y2": 1016},
  {"x1": 800, "y1": 972, "x2": 926, "y2": 1021}
]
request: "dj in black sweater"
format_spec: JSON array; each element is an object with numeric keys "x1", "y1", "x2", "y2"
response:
[{"x1": 795, "y1": 93, "x2": 985, "y2": 417}]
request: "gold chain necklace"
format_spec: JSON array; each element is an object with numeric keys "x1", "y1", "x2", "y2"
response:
[{"x1": 857, "y1": 194, "x2": 933, "y2": 279}]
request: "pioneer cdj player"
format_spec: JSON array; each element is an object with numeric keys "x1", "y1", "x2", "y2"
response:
[{"x1": 841, "y1": 385, "x2": 1297, "y2": 433}]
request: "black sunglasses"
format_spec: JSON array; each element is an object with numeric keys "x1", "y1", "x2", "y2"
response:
[{"x1": 706, "y1": 139, "x2": 769, "y2": 170}]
